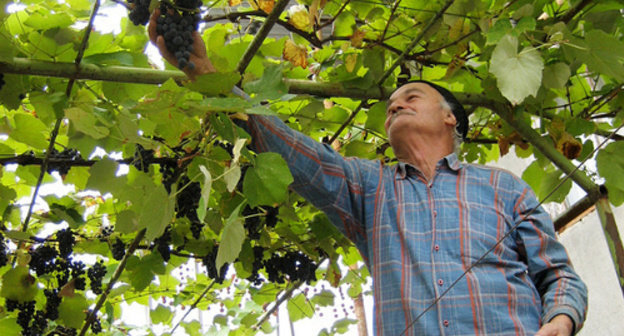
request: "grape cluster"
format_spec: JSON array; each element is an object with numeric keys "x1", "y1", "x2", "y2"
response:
[
  {"x1": 46, "y1": 148, "x2": 83, "y2": 176},
  {"x1": 29, "y1": 245, "x2": 58, "y2": 276},
  {"x1": 154, "y1": 229, "x2": 172, "y2": 262},
  {"x1": 0, "y1": 232, "x2": 9, "y2": 268},
  {"x1": 246, "y1": 246, "x2": 265, "y2": 286},
  {"x1": 176, "y1": 177, "x2": 204, "y2": 239},
  {"x1": 111, "y1": 238, "x2": 126, "y2": 261},
  {"x1": 88, "y1": 260, "x2": 107, "y2": 295},
  {"x1": 160, "y1": 160, "x2": 179, "y2": 193},
  {"x1": 127, "y1": 0, "x2": 151, "y2": 26},
  {"x1": 56, "y1": 228, "x2": 75, "y2": 258},
  {"x1": 9, "y1": 300, "x2": 49, "y2": 335},
  {"x1": 44, "y1": 289, "x2": 61, "y2": 320},
  {"x1": 98, "y1": 225, "x2": 114, "y2": 239},
  {"x1": 262, "y1": 250, "x2": 318, "y2": 284},
  {"x1": 155, "y1": 0, "x2": 202, "y2": 70},
  {"x1": 132, "y1": 144, "x2": 155, "y2": 173},
  {"x1": 0, "y1": 73, "x2": 5, "y2": 90},
  {"x1": 88, "y1": 310, "x2": 103, "y2": 334},
  {"x1": 202, "y1": 245, "x2": 228, "y2": 283}
]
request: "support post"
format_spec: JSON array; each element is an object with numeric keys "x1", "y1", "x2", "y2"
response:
[{"x1": 596, "y1": 198, "x2": 624, "y2": 294}]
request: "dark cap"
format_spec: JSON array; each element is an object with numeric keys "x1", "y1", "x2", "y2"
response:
[{"x1": 399, "y1": 80, "x2": 468, "y2": 139}]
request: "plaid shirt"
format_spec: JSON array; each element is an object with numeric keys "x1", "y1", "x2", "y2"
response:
[{"x1": 246, "y1": 115, "x2": 587, "y2": 335}]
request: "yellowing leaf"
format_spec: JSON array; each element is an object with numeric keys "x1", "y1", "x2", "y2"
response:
[
  {"x1": 350, "y1": 29, "x2": 366, "y2": 48},
  {"x1": 229, "y1": 0, "x2": 242, "y2": 5},
  {"x1": 283, "y1": 39, "x2": 308, "y2": 69},
  {"x1": 288, "y1": 5, "x2": 312, "y2": 31},
  {"x1": 248, "y1": 0, "x2": 274, "y2": 13},
  {"x1": 345, "y1": 54, "x2": 358, "y2": 73}
]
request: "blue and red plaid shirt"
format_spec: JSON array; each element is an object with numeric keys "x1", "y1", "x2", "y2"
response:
[{"x1": 245, "y1": 114, "x2": 587, "y2": 335}]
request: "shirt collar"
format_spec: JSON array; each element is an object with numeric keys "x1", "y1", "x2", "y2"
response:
[{"x1": 395, "y1": 153, "x2": 463, "y2": 179}]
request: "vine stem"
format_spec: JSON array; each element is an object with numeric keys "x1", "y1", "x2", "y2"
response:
[
  {"x1": 168, "y1": 279, "x2": 217, "y2": 334},
  {"x1": 251, "y1": 281, "x2": 303, "y2": 331},
  {"x1": 236, "y1": 0, "x2": 290, "y2": 75},
  {"x1": 79, "y1": 228, "x2": 147, "y2": 336}
]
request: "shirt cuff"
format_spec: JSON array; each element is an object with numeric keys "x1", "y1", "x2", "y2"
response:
[{"x1": 543, "y1": 304, "x2": 583, "y2": 335}]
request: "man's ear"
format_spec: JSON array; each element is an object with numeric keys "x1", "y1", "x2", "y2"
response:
[{"x1": 444, "y1": 112, "x2": 457, "y2": 127}]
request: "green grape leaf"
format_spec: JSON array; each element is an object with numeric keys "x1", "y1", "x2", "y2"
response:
[
  {"x1": 58, "y1": 294, "x2": 88, "y2": 329},
  {"x1": 489, "y1": 34, "x2": 544, "y2": 104},
  {"x1": 197, "y1": 165, "x2": 212, "y2": 222},
  {"x1": 243, "y1": 64, "x2": 288, "y2": 101},
  {"x1": 150, "y1": 304, "x2": 173, "y2": 324},
  {"x1": 215, "y1": 203, "x2": 245, "y2": 275},
  {"x1": 115, "y1": 210, "x2": 140, "y2": 234},
  {"x1": 0, "y1": 266, "x2": 38, "y2": 302},
  {"x1": 9, "y1": 113, "x2": 49, "y2": 149},
  {"x1": 0, "y1": 318, "x2": 21, "y2": 336},
  {"x1": 243, "y1": 153, "x2": 294, "y2": 208},
  {"x1": 140, "y1": 184, "x2": 175, "y2": 241},
  {"x1": 310, "y1": 290, "x2": 335, "y2": 307},
  {"x1": 65, "y1": 107, "x2": 110, "y2": 139},
  {"x1": 287, "y1": 293, "x2": 314, "y2": 322},
  {"x1": 596, "y1": 142, "x2": 624, "y2": 206},
  {"x1": 365, "y1": 102, "x2": 387, "y2": 135},
  {"x1": 86, "y1": 158, "x2": 125, "y2": 195},
  {"x1": 486, "y1": 18, "x2": 513, "y2": 45},
  {"x1": 542, "y1": 63, "x2": 571, "y2": 89},
  {"x1": 522, "y1": 161, "x2": 571, "y2": 203},
  {"x1": 185, "y1": 72, "x2": 241, "y2": 97},
  {"x1": 582, "y1": 29, "x2": 624, "y2": 81}
]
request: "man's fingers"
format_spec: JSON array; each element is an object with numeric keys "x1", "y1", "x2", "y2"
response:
[{"x1": 148, "y1": 8, "x2": 160, "y2": 44}]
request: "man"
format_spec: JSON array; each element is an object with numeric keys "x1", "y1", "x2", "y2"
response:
[{"x1": 149, "y1": 11, "x2": 587, "y2": 336}]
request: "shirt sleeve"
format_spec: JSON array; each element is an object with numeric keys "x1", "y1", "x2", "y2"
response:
[
  {"x1": 240, "y1": 114, "x2": 371, "y2": 250},
  {"x1": 512, "y1": 182, "x2": 588, "y2": 334}
]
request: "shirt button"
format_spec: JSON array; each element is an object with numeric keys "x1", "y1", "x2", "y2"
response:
[
  {"x1": 438, "y1": 279, "x2": 444, "y2": 286},
  {"x1": 443, "y1": 320, "x2": 449, "y2": 327},
  {"x1": 433, "y1": 210, "x2": 438, "y2": 217},
  {"x1": 434, "y1": 244, "x2": 440, "y2": 251}
]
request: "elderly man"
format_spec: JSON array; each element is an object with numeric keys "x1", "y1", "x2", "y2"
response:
[{"x1": 149, "y1": 11, "x2": 587, "y2": 336}]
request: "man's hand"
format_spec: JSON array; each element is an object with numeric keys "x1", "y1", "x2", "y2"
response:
[
  {"x1": 535, "y1": 314, "x2": 574, "y2": 336},
  {"x1": 148, "y1": 8, "x2": 216, "y2": 79}
]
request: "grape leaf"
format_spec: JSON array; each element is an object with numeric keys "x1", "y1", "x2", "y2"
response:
[
  {"x1": 596, "y1": 142, "x2": 624, "y2": 206},
  {"x1": 287, "y1": 293, "x2": 315, "y2": 322},
  {"x1": 65, "y1": 107, "x2": 110, "y2": 139},
  {"x1": 197, "y1": 165, "x2": 212, "y2": 222},
  {"x1": 140, "y1": 184, "x2": 175, "y2": 241},
  {"x1": 489, "y1": 34, "x2": 544, "y2": 104},
  {"x1": 58, "y1": 294, "x2": 88, "y2": 329},
  {"x1": 86, "y1": 158, "x2": 125, "y2": 195},
  {"x1": 0, "y1": 318, "x2": 21, "y2": 336},
  {"x1": 9, "y1": 113, "x2": 49, "y2": 149},
  {"x1": 150, "y1": 304, "x2": 173, "y2": 324},
  {"x1": 243, "y1": 64, "x2": 288, "y2": 100},
  {"x1": 242, "y1": 152, "x2": 294, "y2": 207},
  {"x1": 185, "y1": 72, "x2": 241, "y2": 97},
  {"x1": 542, "y1": 62, "x2": 571, "y2": 89},
  {"x1": 215, "y1": 203, "x2": 245, "y2": 275},
  {"x1": 582, "y1": 29, "x2": 624, "y2": 81}
]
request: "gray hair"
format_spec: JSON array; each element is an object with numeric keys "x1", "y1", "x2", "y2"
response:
[{"x1": 440, "y1": 99, "x2": 463, "y2": 154}]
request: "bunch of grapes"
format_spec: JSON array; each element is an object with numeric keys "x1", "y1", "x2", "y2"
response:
[
  {"x1": 0, "y1": 232, "x2": 10, "y2": 268},
  {"x1": 127, "y1": 0, "x2": 151, "y2": 26},
  {"x1": 176, "y1": 177, "x2": 204, "y2": 238},
  {"x1": 154, "y1": 229, "x2": 172, "y2": 262},
  {"x1": 98, "y1": 225, "x2": 114, "y2": 239},
  {"x1": 155, "y1": 0, "x2": 202, "y2": 70},
  {"x1": 242, "y1": 205, "x2": 263, "y2": 240},
  {"x1": 29, "y1": 245, "x2": 58, "y2": 276},
  {"x1": 88, "y1": 260, "x2": 107, "y2": 295},
  {"x1": 46, "y1": 148, "x2": 83, "y2": 176},
  {"x1": 202, "y1": 245, "x2": 228, "y2": 283},
  {"x1": 44, "y1": 289, "x2": 62, "y2": 320},
  {"x1": 70, "y1": 259, "x2": 87, "y2": 290},
  {"x1": 10, "y1": 300, "x2": 49, "y2": 335},
  {"x1": 111, "y1": 238, "x2": 126, "y2": 261},
  {"x1": 56, "y1": 228, "x2": 75, "y2": 258},
  {"x1": 160, "y1": 160, "x2": 179, "y2": 193},
  {"x1": 132, "y1": 144, "x2": 155, "y2": 173},
  {"x1": 263, "y1": 251, "x2": 318, "y2": 284},
  {"x1": 246, "y1": 246, "x2": 266, "y2": 286}
]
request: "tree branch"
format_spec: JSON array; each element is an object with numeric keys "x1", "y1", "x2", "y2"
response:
[{"x1": 236, "y1": 0, "x2": 291, "y2": 74}]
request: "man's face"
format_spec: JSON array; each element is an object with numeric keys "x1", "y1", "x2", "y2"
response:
[{"x1": 384, "y1": 82, "x2": 456, "y2": 147}]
